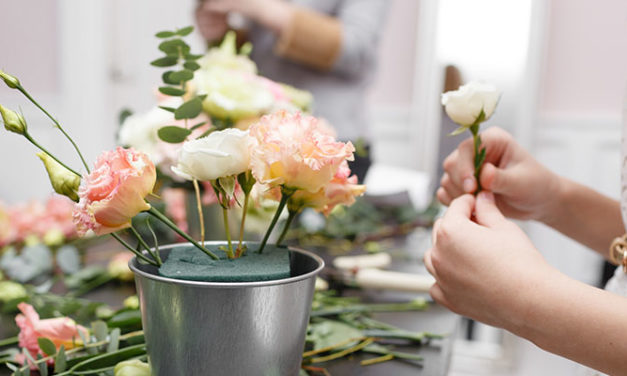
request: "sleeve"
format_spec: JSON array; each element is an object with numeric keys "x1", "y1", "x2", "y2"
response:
[{"x1": 274, "y1": 0, "x2": 388, "y2": 77}]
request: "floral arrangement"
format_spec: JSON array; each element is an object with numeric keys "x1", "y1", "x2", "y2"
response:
[{"x1": 441, "y1": 81, "x2": 500, "y2": 192}]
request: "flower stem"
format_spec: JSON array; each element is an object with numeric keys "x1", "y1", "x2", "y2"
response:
[
  {"x1": 130, "y1": 226, "x2": 162, "y2": 266},
  {"x1": 23, "y1": 132, "x2": 81, "y2": 177},
  {"x1": 110, "y1": 232, "x2": 159, "y2": 266},
  {"x1": 192, "y1": 179, "x2": 205, "y2": 244},
  {"x1": 17, "y1": 85, "x2": 90, "y2": 173},
  {"x1": 470, "y1": 124, "x2": 483, "y2": 193},
  {"x1": 276, "y1": 208, "x2": 299, "y2": 246},
  {"x1": 236, "y1": 192, "x2": 250, "y2": 256},
  {"x1": 222, "y1": 207, "x2": 234, "y2": 258},
  {"x1": 0, "y1": 336, "x2": 18, "y2": 347},
  {"x1": 147, "y1": 206, "x2": 219, "y2": 260},
  {"x1": 258, "y1": 187, "x2": 294, "y2": 254}
]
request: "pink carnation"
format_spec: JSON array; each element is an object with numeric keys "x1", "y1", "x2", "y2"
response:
[
  {"x1": 248, "y1": 111, "x2": 355, "y2": 193},
  {"x1": 15, "y1": 303, "x2": 88, "y2": 369},
  {"x1": 73, "y1": 147, "x2": 156, "y2": 236}
]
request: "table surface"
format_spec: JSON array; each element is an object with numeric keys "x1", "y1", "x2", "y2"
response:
[{"x1": 0, "y1": 229, "x2": 459, "y2": 376}]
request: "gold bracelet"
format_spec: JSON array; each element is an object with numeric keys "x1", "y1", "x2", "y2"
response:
[{"x1": 609, "y1": 234, "x2": 627, "y2": 273}]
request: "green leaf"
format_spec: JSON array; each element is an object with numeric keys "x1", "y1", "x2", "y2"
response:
[
  {"x1": 158, "y1": 86, "x2": 186, "y2": 96},
  {"x1": 174, "y1": 97, "x2": 202, "y2": 120},
  {"x1": 54, "y1": 345, "x2": 67, "y2": 373},
  {"x1": 56, "y1": 245, "x2": 81, "y2": 274},
  {"x1": 158, "y1": 126, "x2": 192, "y2": 143},
  {"x1": 159, "y1": 39, "x2": 191, "y2": 57},
  {"x1": 66, "y1": 343, "x2": 146, "y2": 373},
  {"x1": 197, "y1": 94, "x2": 207, "y2": 101},
  {"x1": 37, "y1": 354, "x2": 48, "y2": 376},
  {"x1": 158, "y1": 106, "x2": 176, "y2": 114},
  {"x1": 107, "y1": 328, "x2": 120, "y2": 353},
  {"x1": 38, "y1": 337, "x2": 57, "y2": 356},
  {"x1": 183, "y1": 61, "x2": 201, "y2": 71},
  {"x1": 168, "y1": 69, "x2": 194, "y2": 83},
  {"x1": 150, "y1": 56, "x2": 178, "y2": 67},
  {"x1": 92, "y1": 321, "x2": 108, "y2": 342},
  {"x1": 161, "y1": 71, "x2": 177, "y2": 85},
  {"x1": 107, "y1": 309, "x2": 142, "y2": 328},
  {"x1": 155, "y1": 30, "x2": 175, "y2": 38},
  {"x1": 118, "y1": 108, "x2": 133, "y2": 126},
  {"x1": 184, "y1": 53, "x2": 204, "y2": 60},
  {"x1": 190, "y1": 121, "x2": 206, "y2": 131},
  {"x1": 6, "y1": 362, "x2": 17, "y2": 371},
  {"x1": 176, "y1": 26, "x2": 194, "y2": 36}
]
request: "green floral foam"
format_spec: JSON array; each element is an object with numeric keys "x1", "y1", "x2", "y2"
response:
[{"x1": 158, "y1": 243, "x2": 291, "y2": 282}]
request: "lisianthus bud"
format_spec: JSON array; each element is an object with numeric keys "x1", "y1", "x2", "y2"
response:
[
  {"x1": 0, "y1": 281, "x2": 27, "y2": 303},
  {"x1": 37, "y1": 152, "x2": 81, "y2": 202},
  {"x1": 0, "y1": 104, "x2": 27, "y2": 135},
  {"x1": 0, "y1": 70, "x2": 20, "y2": 89},
  {"x1": 114, "y1": 359, "x2": 151, "y2": 376}
]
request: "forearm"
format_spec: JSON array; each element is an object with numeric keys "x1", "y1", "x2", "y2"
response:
[
  {"x1": 510, "y1": 269, "x2": 627, "y2": 375},
  {"x1": 542, "y1": 176, "x2": 623, "y2": 257}
]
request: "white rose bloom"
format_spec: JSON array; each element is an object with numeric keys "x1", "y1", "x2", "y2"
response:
[
  {"x1": 441, "y1": 82, "x2": 500, "y2": 127},
  {"x1": 172, "y1": 128, "x2": 251, "y2": 181}
]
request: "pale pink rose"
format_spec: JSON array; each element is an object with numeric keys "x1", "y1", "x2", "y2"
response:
[
  {"x1": 248, "y1": 111, "x2": 355, "y2": 193},
  {"x1": 287, "y1": 161, "x2": 366, "y2": 216},
  {"x1": 15, "y1": 303, "x2": 88, "y2": 368},
  {"x1": 73, "y1": 147, "x2": 156, "y2": 236},
  {"x1": 162, "y1": 187, "x2": 189, "y2": 235}
]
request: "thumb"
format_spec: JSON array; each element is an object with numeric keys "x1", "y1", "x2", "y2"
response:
[
  {"x1": 480, "y1": 163, "x2": 515, "y2": 194},
  {"x1": 474, "y1": 191, "x2": 506, "y2": 228}
]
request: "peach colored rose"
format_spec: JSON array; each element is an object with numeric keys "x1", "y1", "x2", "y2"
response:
[
  {"x1": 248, "y1": 111, "x2": 355, "y2": 193},
  {"x1": 15, "y1": 302, "x2": 88, "y2": 368},
  {"x1": 288, "y1": 161, "x2": 366, "y2": 216},
  {"x1": 73, "y1": 147, "x2": 156, "y2": 236}
]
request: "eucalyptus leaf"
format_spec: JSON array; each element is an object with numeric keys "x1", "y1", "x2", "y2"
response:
[
  {"x1": 118, "y1": 108, "x2": 133, "y2": 126},
  {"x1": 158, "y1": 106, "x2": 176, "y2": 114},
  {"x1": 157, "y1": 126, "x2": 192, "y2": 143},
  {"x1": 107, "y1": 328, "x2": 121, "y2": 353},
  {"x1": 37, "y1": 354, "x2": 48, "y2": 376},
  {"x1": 184, "y1": 53, "x2": 204, "y2": 60},
  {"x1": 155, "y1": 30, "x2": 175, "y2": 38},
  {"x1": 176, "y1": 26, "x2": 194, "y2": 36},
  {"x1": 183, "y1": 61, "x2": 200, "y2": 71},
  {"x1": 56, "y1": 245, "x2": 81, "y2": 274},
  {"x1": 37, "y1": 337, "x2": 57, "y2": 356},
  {"x1": 161, "y1": 71, "x2": 178, "y2": 85},
  {"x1": 92, "y1": 321, "x2": 108, "y2": 342},
  {"x1": 308, "y1": 320, "x2": 363, "y2": 351},
  {"x1": 174, "y1": 97, "x2": 202, "y2": 120},
  {"x1": 158, "y1": 86, "x2": 186, "y2": 97},
  {"x1": 158, "y1": 39, "x2": 190, "y2": 57},
  {"x1": 6, "y1": 362, "x2": 17, "y2": 371},
  {"x1": 150, "y1": 56, "x2": 178, "y2": 67},
  {"x1": 55, "y1": 345, "x2": 67, "y2": 373},
  {"x1": 168, "y1": 69, "x2": 194, "y2": 83}
]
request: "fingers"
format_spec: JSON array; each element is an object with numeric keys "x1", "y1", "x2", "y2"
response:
[
  {"x1": 423, "y1": 248, "x2": 437, "y2": 277},
  {"x1": 474, "y1": 191, "x2": 507, "y2": 228},
  {"x1": 443, "y1": 194, "x2": 475, "y2": 222},
  {"x1": 436, "y1": 187, "x2": 453, "y2": 206},
  {"x1": 442, "y1": 141, "x2": 477, "y2": 194}
]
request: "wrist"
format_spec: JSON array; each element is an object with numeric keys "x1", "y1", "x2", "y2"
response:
[
  {"x1": 256, "y1": 0, "x2": 293, "y2": 34},
  {"x1": 538, "y1": 173, "x2": 568, "y2": 226}
]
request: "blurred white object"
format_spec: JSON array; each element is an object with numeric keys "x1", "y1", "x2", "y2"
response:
[
  {"x1": 355, "y1": 268, "x2": 435, "y2": 293},
  {"x1": 364, "y1": 164, "x2": 431, "y2": 210},
  {"x1": 333, "y1": 252, "x2": 392, "y2": 270},
  {"x1": 315, "y1": 277, "x2": 329, "y2": 291}
]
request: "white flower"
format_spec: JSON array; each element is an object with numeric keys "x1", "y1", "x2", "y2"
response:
[
  {"x1": 172, "y1": 128, "x2": 251, "y2": 181},
  {"x1": 441, "y1": 82, "x2": 500, "y2": 127}
]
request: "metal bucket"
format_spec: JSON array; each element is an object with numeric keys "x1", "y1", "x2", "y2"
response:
[{"x1": 129, "y1": 242, "x2": 324, "y2": 376}]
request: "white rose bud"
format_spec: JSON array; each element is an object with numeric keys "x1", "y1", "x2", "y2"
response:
[
  {"x1": 441, "y1": 82, "x2": 500, "y2": 128},
  {"x1": 172, "y1": 128, "x2": 250, "y2": 181}
]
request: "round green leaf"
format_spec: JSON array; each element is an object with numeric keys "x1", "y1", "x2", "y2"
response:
[
  {"x1": 158, "y1": 86, "x2": 186, "y2": 96},
  {"x1": 183, "y1": 61, "x2": 201, "y2": 71},
  {"x1": 155, "y1": 30, "x2": 175, "y2": 38},
  {"x1": 169, "y1": 69, "x2": 194, "y2": 83},
  {"x1": 174, "y1": 97, "x2": 202, "y2": 120},
  {"x1": 176, "y1": 26, "x2": 194, "y2": 36},
  {"x1": 184, "y1": 53, "x2": 204, "y2": 60},
  {"x1": 158, "y1": 39, "x2": 190, "y2": 56},
  {"x1": 162, "y1": 70, "x2": 178, "y2": 85},
  {"x1": 158, "y1": 126, "x2": 192, "y2": 143},
  {"x1": 37, "y1": 337, "x2": 57, "y2": 356},
  {"x1": 150, "y1": 56, "x2": 178, "y2": 67}
]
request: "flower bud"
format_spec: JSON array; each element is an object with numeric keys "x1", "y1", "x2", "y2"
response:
[
  {"x1": 0, "y1": 104, "x2": 27, "y2": 135},
  {"x1": 37, "y1": 152, "x2": 81, "y2": 202},
  {"x1": 0, "y1": 70, "x2": 20, "y2": 89},
  {"x1": 123, "y1": 295, "x2": 139, "y2": 309},
  {"x1": 114, "y1": 359, "x2": 151, "y2": 376},
  {"x1": 0, "y1": 281, "x2": 28, "y2": 303}
]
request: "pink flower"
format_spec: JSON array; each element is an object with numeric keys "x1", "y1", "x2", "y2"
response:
[
  {"x1": 201, "y1": 181, "x2": 242, "y2": 208},
  {"x1": 162, "y1": 187, "x2": 189, "y2": 236},
  {"x1": 0, "y1": 202, "x2": 13, "y2": 246},
  {"x1": 248, "y1": 111, "x2": 355, "y2": 193},
  {"x1": 15, "y1": 303, "x2": 88, "y2": 368},
  {"x1": 288, "y1": 161, "x2": 366, "y2": 216},
  {"x1": 73, "y1": 147, "x2": 156, "y2": 236}
]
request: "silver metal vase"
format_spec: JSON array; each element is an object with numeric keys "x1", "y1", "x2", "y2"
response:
[{"x1": 129, "y1": 242, "x2": 324, "y2": 376}]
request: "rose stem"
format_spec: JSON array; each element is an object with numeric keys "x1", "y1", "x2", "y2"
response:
[
  {"x1": 222, "y1": 207, "x2": 234, "y2": 258},
  {"x1": 110, "y1": 232, "x2": 159, "y2": 266},
  {"x1": 192, "y1": 179, "x2": 205, "y2": 244},
  {"x1": 147, "y1": 206, "x2": 219, "y2": 260},
  {"x1": 276, "y1": 207, "x2": 300, "y2": 246},
  {"x1": 236, "y1": 192, "x2": 250, "y2": 257},
  {"x1": 16, "y1": 85, "x2": 91, "y2": 173},
  {"x1": 257, "y1": 187, "x2": 294, "y2": 254},
  {"x1": 469, "y1": 123, "x2": 483, "y2": 193},
  {"x1": 129, "y1": 226, "x2": 162, "y2": 266}
]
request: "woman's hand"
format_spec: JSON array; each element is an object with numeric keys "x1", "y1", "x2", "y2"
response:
[
  {"x1": 195, "y1": 1, "x2": 229, "y2": 42},
  {"x1": 438, "y1": 127, "x2": 561, "y2": 223},
  {"x1": 424, "y1": 193, "x2": 556, "y2": 329}
]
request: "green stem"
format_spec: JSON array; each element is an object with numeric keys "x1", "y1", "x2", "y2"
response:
[
  {"x1": 23, "y1": 132, "x2": 81, "y2": 177},
  {"x1": 470, "y1": 124, "x2": 483, "y2": 193},
  {"x1": 222, "y1": 207, "x2": 234, "y2": 258},
  {"x1": 276, "y1": 208, "x2": 299, "y2": 246},
  {"x1": 236, "y1": 192, "x2": 250, "y2": 257},
  {"x1": 130, "y1": 226, "x2": 162, "y2": 266},
  {"x1": 258, "y1": 187, "x2": 294, "y2": 254},
  {"x1": 66, "y1": 273, "x2": 114, "y2": 298},
  {"x1": 0, "y1": 336, "x2": 18, "y2": 347},
  {"x1": 17, "y1": 85, "x2": 90, "y2": 173},
  {"x1": 147, "y1": 206, "x2": 219, "y2": 260},
  {"x1": 192, "y1": 179, "x2": 205, "y2": 244},
  {"x1": 110, "y1": 233, "x2": 159, "y2": 266}
]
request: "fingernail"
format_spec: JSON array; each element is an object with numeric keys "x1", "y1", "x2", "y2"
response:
[
  {"x1": 478, "y1": 191, "x2": 494, "y2": 202},
  {"x1": 463, "y1": 178, "x2": 475, "y2": 193}
]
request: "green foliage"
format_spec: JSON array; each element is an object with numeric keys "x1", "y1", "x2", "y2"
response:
[
  {"x1": 168, "y1": 69, "x2": 194, "y2": 84},
  {"x1": 155, "y1": 30, "x2": 176, "y2": 39},
  {"x1": 176, "y1": 26, "x2": 194, "y2": 37},
  {"x1": 157, "y1": 86, "x2": 186, "y2": 97},
  {"x1": 150, "y1": 56, "x2": 178, "y2": 67},
  {"x1": 37, "y1": 337, "x2": 57, "y2": 356},
  {"x1": 174, "y1": 97, "x2": 202, "y2": 120},
  {"x1": 183, "y1": 61, "x2": 200, "y2": 71},
  {"x1": 54, "y1": 345, "x2": 67, "y2": 373},
  {"x1": 157, "y1": 125, "x2": 192, "y2": 143},
  {"x1": 158, "y1": 39, "x2": 190, "y2": 57}
]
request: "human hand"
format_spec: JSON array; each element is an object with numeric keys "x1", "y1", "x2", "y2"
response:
[
  {"x1": 424, "y1": 193, "x2": 555, "y2": 329},
  {"x1": 195, "y1": 1, "x2": 229, "y2": 42},
  {"x1": 438, "y1": 127, "x2": 561, "y2": 222},
  {"x1": 202, "y1": 0, "x2": 292, "y2": 34}
]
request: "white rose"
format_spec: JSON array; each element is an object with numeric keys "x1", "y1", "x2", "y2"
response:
[
  {"x1": 441, "y1": 82, "x2": 500, "y2": 127},
  {"x1": 172, "y1": 128, "x2": 251, "y2": 181}
]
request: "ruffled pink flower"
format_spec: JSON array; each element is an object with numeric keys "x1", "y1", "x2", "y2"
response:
[
  {"x1": 15, "y1": 303, "x2": 88, "y2": 369},
  {"x1": 248, "y1": 111, "x2": 355, "y2": 193},
  {"x1": 73, "y1": 147, "x2": 156, "y2": 236}
]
